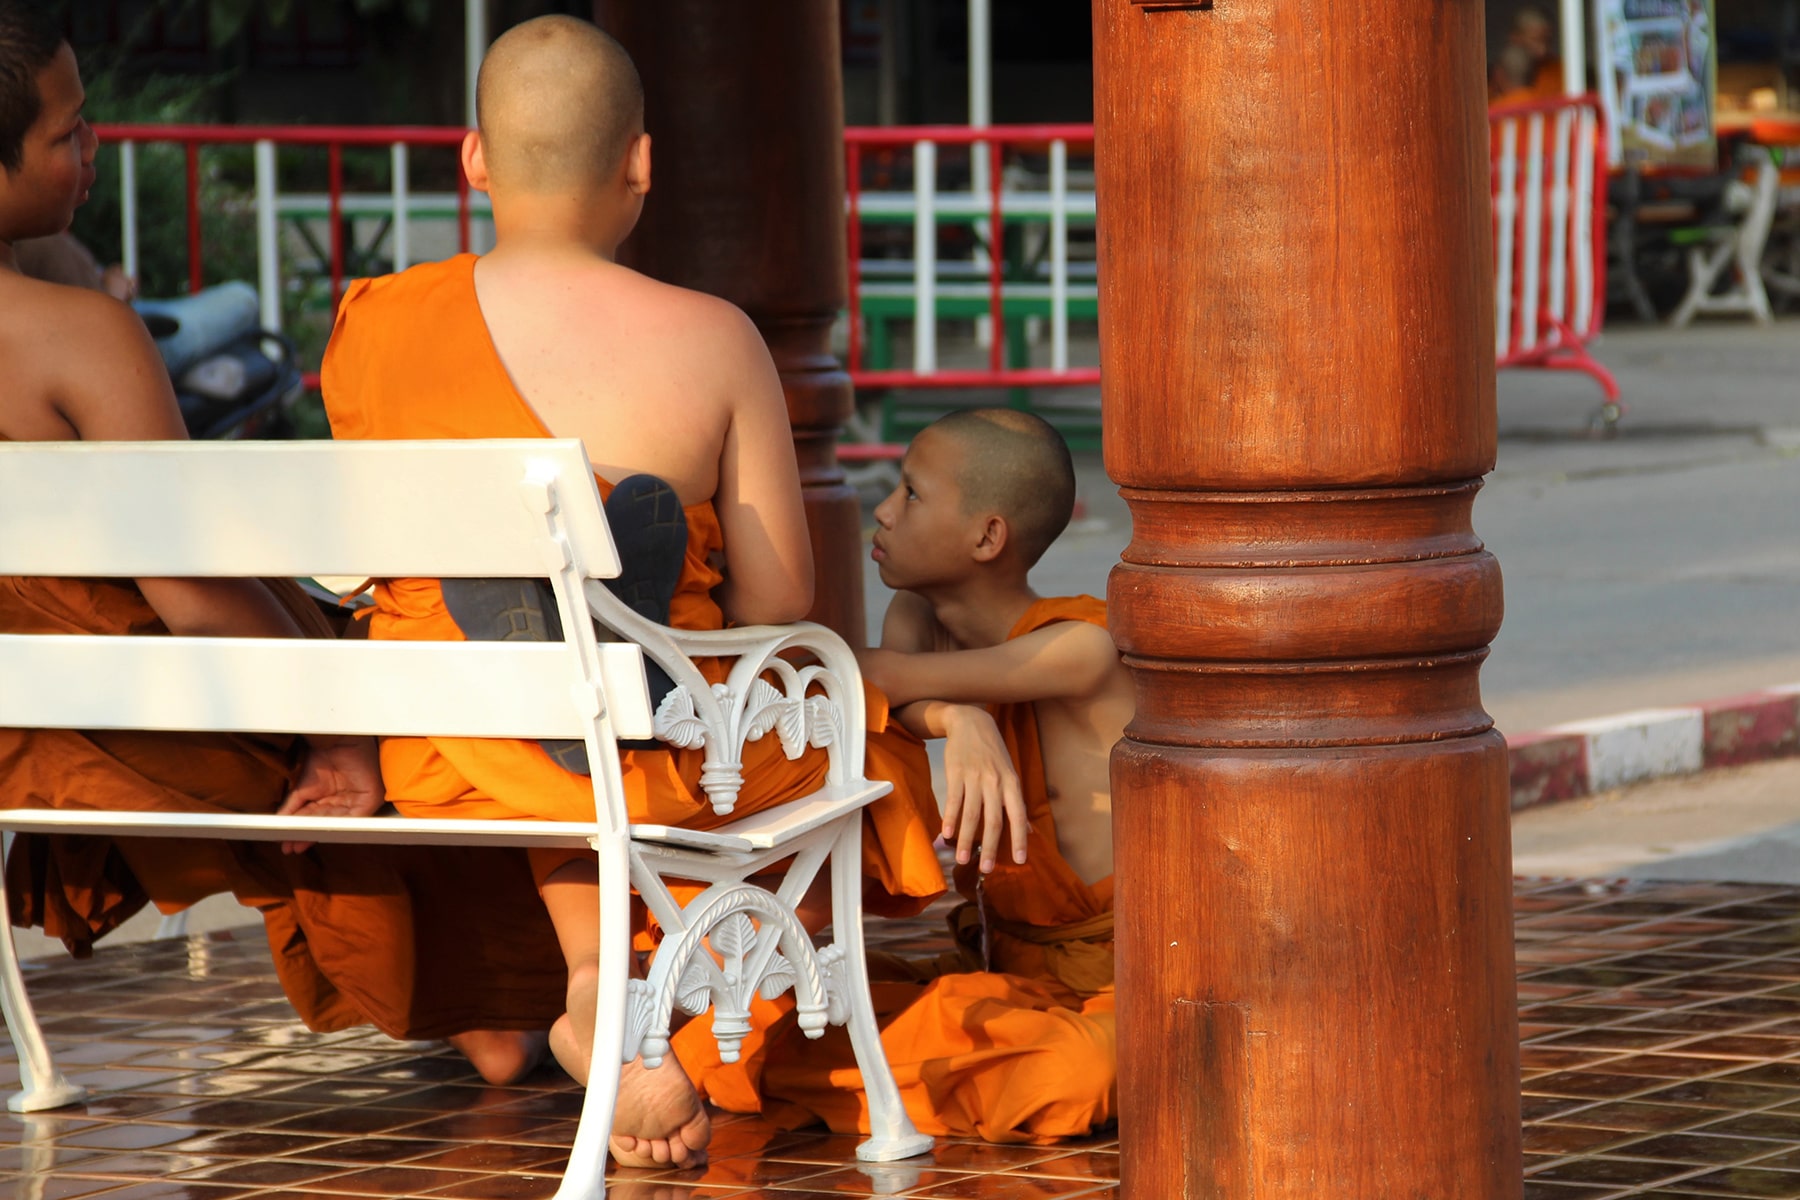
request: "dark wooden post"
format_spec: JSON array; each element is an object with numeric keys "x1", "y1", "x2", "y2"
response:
[
  {"x1": 1094, "y1": 2, "x2": 1518, "y2": 1197},
  {"x1": 595, "y1": 0, "x2": 866, "y2": 643}
]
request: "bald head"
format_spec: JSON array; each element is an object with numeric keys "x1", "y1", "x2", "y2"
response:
[
  {"x1": 925, "y1": 409, "x2": 1076, "y2": 567},
  {"x1": 476, "y1": 15, "x2": 643, "y2": 191}
]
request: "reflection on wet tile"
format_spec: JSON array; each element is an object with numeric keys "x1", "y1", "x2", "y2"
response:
[
  {"x1": 296, "y1": 1164, "x2": 481, "y2": 1194},
  {"x1": 23, "y1": 881, "x2": 1800, "y2": 1199}
]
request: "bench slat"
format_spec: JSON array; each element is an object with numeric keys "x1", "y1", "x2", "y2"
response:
[
  {"x1": 0, "y1": 783, "x2": 894, "y2": 856},
  {"x1": 0, "y1": 636, "x2": 654, "y2": 740},
  {"x1": 0, "y1": 440, "x2": 620, "y2": 580},
  {"x1": 633, "y1": 781, "x2": 892, "y2": 851}
]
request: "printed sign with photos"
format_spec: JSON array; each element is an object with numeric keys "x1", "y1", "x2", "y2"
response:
[{"x1": 1596, "y1": 0, "x2": 1717, "y2": 167}]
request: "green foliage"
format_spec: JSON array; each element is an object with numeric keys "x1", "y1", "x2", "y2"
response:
[{"x1": 68, "y1": 71, "x2": 260, "y2": 299}]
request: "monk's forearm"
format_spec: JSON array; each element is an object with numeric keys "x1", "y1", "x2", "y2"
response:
[
  {"x1": 894, "y1": 699, "x2": 987, "y2": 742},
  {"x1": 137, "y1": 578, "x2": 307, "y2": 639}
]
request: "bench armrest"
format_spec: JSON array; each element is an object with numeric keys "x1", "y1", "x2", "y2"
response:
[{"x1": 584, "y1": 581, "x2": 868, "y2": 815}]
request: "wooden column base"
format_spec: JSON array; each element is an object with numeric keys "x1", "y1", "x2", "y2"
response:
[{"x1": 1114, "y1": 735, "x2": 1517, "y2": 1195}]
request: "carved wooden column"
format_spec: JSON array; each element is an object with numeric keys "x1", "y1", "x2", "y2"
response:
[
  {"x1": 1095, "y1": 2, "x2": 1517, "y2": 1197},
  {"x1": 596, "y1": 0, "x2": 865, "y2": 642}
]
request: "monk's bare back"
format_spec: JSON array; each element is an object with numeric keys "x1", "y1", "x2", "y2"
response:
[{"x1": 473, "y1": 249, "x2": 812, "y2": 627}]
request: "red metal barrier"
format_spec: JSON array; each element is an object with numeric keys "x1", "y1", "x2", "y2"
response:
[
  {"x1": 840, "y1": 123, "x2": 1099, "y2": 391},
  {"x1": 1489, "y1": 96, "x2": 1621, "y2": 415}
]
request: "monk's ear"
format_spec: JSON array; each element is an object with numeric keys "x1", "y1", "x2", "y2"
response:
[
  {"x1": 971, "y1": 514, "x2": 1008, "y2": 564},
  {"x1": 626, "y1": 133, "x2": 652, "y2": 196},
  {"x1": 461, "y1": 131, "x2": 492, "y2": 195}
]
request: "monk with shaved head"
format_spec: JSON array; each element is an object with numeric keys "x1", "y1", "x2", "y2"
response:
[
  {"x1": 672, "y1": 409, "x2": 1132, "y2": 1144},
  {"x1": 321, "y1": 14, "x2": 945, "y2": 1168}
]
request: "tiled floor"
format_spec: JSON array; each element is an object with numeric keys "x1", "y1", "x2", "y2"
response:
[
  {"x1": 24, "y1": 880, "x2": 1800, "y2": 1197},
  {"x1": 1, "y1": 900, "x2": 1115, "y2": 1200}
]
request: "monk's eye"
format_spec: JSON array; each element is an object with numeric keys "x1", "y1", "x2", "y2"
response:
[{"x1": 905, "y1": 486, "x2": 918, "y2": 502}]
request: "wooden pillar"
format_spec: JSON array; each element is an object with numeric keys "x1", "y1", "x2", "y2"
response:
[
  {"x1": 1094, "y1": 3, "x2": 1518, "y2": 1197},
  {"x1": 595, "y1": 0, "x2": 865, "y2": 643}
]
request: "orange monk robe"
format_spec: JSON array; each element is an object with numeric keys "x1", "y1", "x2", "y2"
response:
[
  {"x1": 0, "y1": 572, "x2": 569, "y2": 1040},
  {"x1": 320, "y1": 255, "x2": 945, "y2": 913},
  {"x1": 674, "y1": 596, "x2": 1117, "y2": 1145}
]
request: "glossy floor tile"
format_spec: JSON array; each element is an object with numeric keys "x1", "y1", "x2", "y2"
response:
[{"x1": 18, "y1": 880, "x2": 1800, "y2": 1196}]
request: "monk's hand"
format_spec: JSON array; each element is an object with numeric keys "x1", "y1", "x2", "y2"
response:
[
  {"x1": 940, "y1": 705, "x2": 1028, "y2": 874},
  {"x1": 278, "y1": 736, "x2": 386, "y2": 854}
]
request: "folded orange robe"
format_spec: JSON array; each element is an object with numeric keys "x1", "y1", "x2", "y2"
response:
[
  {"x1": 321, "y1": 255, "x2": 945, "y2": 914},
  {"x1": 674, "y1": 596, "x2": 1117, "y2": 1144},
  {"x1": 0, "y1": 572, "x2": 568, "y2": 1040}
]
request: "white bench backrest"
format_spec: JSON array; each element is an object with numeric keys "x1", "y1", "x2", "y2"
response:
[
  {"x1": 0, "y1": 440, "x2": 620, "y2": 580},
  {"x1": 0, "y1": 439, "x2": 650, "y2": 828}
]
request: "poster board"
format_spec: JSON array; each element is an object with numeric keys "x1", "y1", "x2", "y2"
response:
[{"x1": 1594, "y1": 0, "x2": 1718, "y2": 168}]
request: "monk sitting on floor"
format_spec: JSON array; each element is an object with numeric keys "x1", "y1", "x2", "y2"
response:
[
  {"x1": 673, "y1": 409, "x2": 1132, "y2": 1144},
  {"x1": 0, "y1": 1, "x2": 567, "y2": 1087},
  {"x1": 319, "y1": 15, "x2": 944, "y2": 1169}
]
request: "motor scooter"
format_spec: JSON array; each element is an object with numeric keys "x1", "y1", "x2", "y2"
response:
[{"x1": 134, "y1": 281, "x2": 304, "y2": 440}]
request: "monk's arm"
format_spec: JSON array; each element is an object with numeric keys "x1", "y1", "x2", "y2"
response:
[
  {"x1": 711, "y1": 309, "x2": 813, "y2": 626},
  {"x1": 875, "y1": 595, "x2": 1027, "y2": 869},
  {"x1": 863, "y1": 621, "x2": 1121, "y2": 711},
  {"x1": 52, "y1": 294, "x2": 306, "y2": 640}
]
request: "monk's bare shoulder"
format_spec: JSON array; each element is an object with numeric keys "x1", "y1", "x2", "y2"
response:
[
  {"x1": 0, "y1": 277, "x2": 182, "y2": 440},
  {"x1": 604, "y1": 265, "x2": 771, "y2": 379}
]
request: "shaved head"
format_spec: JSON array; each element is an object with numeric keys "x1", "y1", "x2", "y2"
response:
[
  {"x1": 476, "y1": 15, "x2": 643, "y2": 191},
  {"x1": 925, "y1": 408, "x2": 1076, "y2": 567}
]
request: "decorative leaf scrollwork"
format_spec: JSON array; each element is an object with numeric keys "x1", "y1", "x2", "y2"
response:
[
  {"x1": 806, "y1": 694, "x2": 841, "y2": 751},
  {"x1": 740, "y1": 678, "x2": 786, "y2": 745},
  {"x1": 817, "y1": 944, "x2": 852, "y2": 1028},
  {"x1": 775, "y1": 695, "x2": 809, "y2": 760},
  {"x1": 760, "y1": 952, "x2": 797, "y2": 1002},
  {"x1": 675, "y1": 955, "x2": 713, "y2": 1018},
  {"x1": 711, "y1": 912, "x2": 755, "y2": 970},
  {"x1": 653, "y1": 686, "x2": 709, "y2": 750},
  {"x1": 622, "y1": 978, "x2": 657, "y2": 1065}
]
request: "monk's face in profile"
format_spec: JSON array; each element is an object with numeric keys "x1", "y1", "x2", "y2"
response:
[
  {"x1": 872, "y1": 428, "x2": 994, "y2": 591},
  {"x1": 0, "y1": 43, "x2": 96, "y2": 244}
]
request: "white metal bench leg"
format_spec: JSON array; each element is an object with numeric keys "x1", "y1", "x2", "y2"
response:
[
  {"x1": 0, "y1": 833, "x2": 87, "y2": 1113},
  {"x1": 553, "y1": 835, "x2": 633, "y2": 1200},
  {"x1": 829, "y1": 818, "x2": 933, "y2": 1162}
]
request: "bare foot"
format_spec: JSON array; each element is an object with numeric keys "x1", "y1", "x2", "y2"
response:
[
  {"x1": 548, "y1": 959, "x2": 601, "y2": 1086},
  {"x1": 609, "y1": 1054, "x2": 712, "y2": 1169},
  {"x1": 447, "y1": 1029, "x2": 550, "y2": 1086}
]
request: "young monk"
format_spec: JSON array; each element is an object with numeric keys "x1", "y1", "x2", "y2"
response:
[
  {"x1": 319, "y1": 15, "x2": 944, "y2": 1168},
  {"x1": 0, "y1": 1, "x2": 564, "y2": 1085},
  {"x1": 673, "y1": 408, "x2": 1132, "y2": 1144}
]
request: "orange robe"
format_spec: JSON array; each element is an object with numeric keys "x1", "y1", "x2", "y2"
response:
[
  {"x1": 0, "y1": 572, "x2": 569, "y2": 1040},
  {"x1": 674, "y1": 596, "x2": 1117, "y2": 1144},
  {"x1": 320, "y1": 254, "x2": 944, "y2": 913}
]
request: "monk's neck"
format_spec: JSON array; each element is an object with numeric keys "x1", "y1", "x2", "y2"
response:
[
  {"x1": 918, "y1": 576, "x2": 1040, "y2": 650},
  {"x1": 0, "y1": 238, "x2": 18, "y2": 274},
  {"x1": 488, "y1": 195, "x2": 634, "y2": 260}
]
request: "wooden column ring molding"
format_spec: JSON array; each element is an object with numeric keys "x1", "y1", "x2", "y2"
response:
[{"x1": 1110, "y1": 482, "x2": 1502, "y2": 748}]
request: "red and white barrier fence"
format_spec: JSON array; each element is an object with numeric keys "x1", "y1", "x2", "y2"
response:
[
  {"x1": 1489, "y1": 96, "x2": 1621, "y2": 412},
  {"x1": 93, "y1": 112, "x2": 1621, "y2": 410}
]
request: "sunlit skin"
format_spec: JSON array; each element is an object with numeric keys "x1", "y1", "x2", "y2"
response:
[{"x1": 860, "y1": 427, "x2": 1131, "y2": 888}]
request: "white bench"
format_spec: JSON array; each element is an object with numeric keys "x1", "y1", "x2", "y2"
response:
[{"x1": 0, "y1": 439, "x2": 933, "y2": 1199}]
